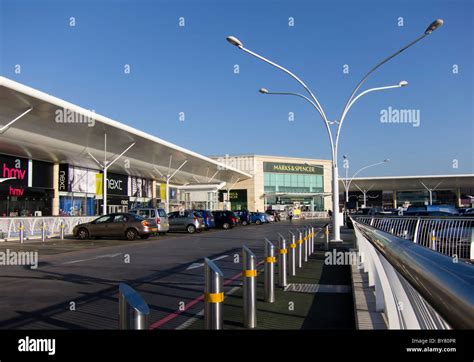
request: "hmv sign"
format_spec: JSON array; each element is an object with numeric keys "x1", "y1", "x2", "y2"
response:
[
  {"x1": 0, "y1": 155, "x2": 29, "y2": 187},
  {"x1": 106, "y1": 173, "x2": 128, "y2": 196}
]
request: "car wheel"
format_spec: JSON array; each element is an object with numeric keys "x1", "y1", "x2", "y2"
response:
[
  {"x1": 126, "y1": 228, "x2": 138, "y2": 241},
  {"x1": 77, "y1": 228, "x2": 89, "y2": 240},
  {"x1": 187, "y1": 224, "x2": 196, "y2": 234},
  {"x1": 256, "y1": 220, "x2": 261, "y2": 225},
  {"x1": 222, "y1": 222, "x2": 230, "y2": 229},
  {"x1": 141, "y1": 234, "x2": 150, "y2": 239}
]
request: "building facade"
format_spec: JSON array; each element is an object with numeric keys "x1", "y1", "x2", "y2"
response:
[{"x1": 213, "y1": 155, "x2": 333, "y2": 212}]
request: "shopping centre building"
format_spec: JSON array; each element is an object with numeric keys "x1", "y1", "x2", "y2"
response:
[
  {"x1": 0, "y1": 77, "x2": 250, "y2": 217},
  {"x1": 1, "y1": 77, "x2": 472, "y2": 217},
  {"x1": 208, "y1": 155, "x2": 333, "y2": 212}
]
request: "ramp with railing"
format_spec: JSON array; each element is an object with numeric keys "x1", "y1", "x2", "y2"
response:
[
  {"x1": 351, "y1": 217, "x2": 474, "y2": 329},
  {"x1": 0, "y1": 216, "x2": 97, "y2": 241}
]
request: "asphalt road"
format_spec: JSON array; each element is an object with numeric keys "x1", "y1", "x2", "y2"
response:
[{"x1": 0, "y1": 219, "x2": 330, "y2": 329}]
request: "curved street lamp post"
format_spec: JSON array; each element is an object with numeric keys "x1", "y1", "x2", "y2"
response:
[{"x1": 226, "y1": 19, "x2": 443, "y2": 241}]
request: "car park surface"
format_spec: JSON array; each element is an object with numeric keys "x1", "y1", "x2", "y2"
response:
[{"x1": 0, "y1": 219, "x2": 329, "y2": 329}]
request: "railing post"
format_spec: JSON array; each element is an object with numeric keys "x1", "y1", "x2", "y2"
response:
[
  {"x1": 264, "y1": 238, "x2": 276, "y2": 303},
  {"x1": 59, "y1": 220, "x2": 65, "y2": 240},
  {"x1": 325, "y1": 224, "x2": 330, "y2": 251},
  {"x1": 288, "y1": 231, "x2": 296, "y2": 276},
  {"x1": 204, "y1": 258, "x2": 224, "y2": 329},
  {"x1": 41, "y1": 221, "x2": 47, "y2": 242},
  {"x1": 118, "y1": 283, "x2": 150, "y2": 330},
  {"x1": 297, "y1": 229, "x2": 303, "y2": 268},
  {"x1": 243, "y1": 246, "x2": 257, "y2": 328},
  {"x1": 470, "y1": 227, "x2": 474, "y2": 260},
  {"x1": 311, "y1": 226, "x2": 315, "y2": 254},
  {"x1": 413, "y1": 217, "x2": 421, "y2": 244},
  {"x1": 431, "y1": 230, "x2": 437, "y2": 251},
  {"x1": 303, "y1": 227, "x2": 308, "y2": 262},
  {"x1": 278, "y1": 233, "x2": 288, "y2": 287},
  {"x1": 18, "y1": 221, "x2": 24, "y2": 244}
]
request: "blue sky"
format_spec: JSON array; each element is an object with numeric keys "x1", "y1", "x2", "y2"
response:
[{"x1": 1, "y1": 0, "x2": 473, "y2": 176}]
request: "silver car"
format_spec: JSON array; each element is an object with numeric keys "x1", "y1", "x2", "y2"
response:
[
  {"x1": 129, "y1": 207, "x2": 170, "y2": 234},
  {"x1": 168, "y1": 210, "x2": 205, "y2": 233}
]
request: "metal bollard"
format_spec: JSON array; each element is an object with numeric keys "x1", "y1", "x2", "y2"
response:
[
  {"x1": 264, "y1": 238, "x2": 276, "y2": 303},
  {"x1": 204, "y1": 258, "x2": 224, "y2": 329},
  {"x1": 311, "y1": 226, "x2": 315, "y2": 254},
  {"x1": 278, "y1": 233, "x2": 288, "y2": 287},
  {"x1": 325, "y1": 224, "x2": 330, "y2": 251},
  {"x1": 288, "y1": 231, "x2": 296, "y2": 276},
  {"x1": 297, "y1": 229, "x2": 303, "y2": 268},
  {"x1": 41, "y1": 221, "x2": 47, "y2": 242},
  {"x1": 59, "y1": 221, "x2": 65, "y2": 240},
  {"x1": 118, "y1": 283, "x2": 150, "y2": 330},
  {"x1": 18, "y1": 221, "x2": 24, "y2": 244},
  {"x1": 243, "y1": 246, "x2": 257, "y2": 328},
  {"x1": 303, "y1": 227, "x2": 308, "y2": 262}
]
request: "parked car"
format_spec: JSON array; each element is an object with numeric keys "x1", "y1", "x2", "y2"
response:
[
  {"x1": 250, "y1": 212, "x2": 268, "y2": 225},
  {"x1": 167, "y1": 210, "x2": 205, "y2": 233},
  {"x1": 266, "y1": 210, "x2": 281, "y2": 221},
  {"x1": 354, "y1": 207, "x2": 384, "y2": 216},
  {"x1": 406, "y1": 205, "x2": 459, "y2": 215},
  {"x1": 403, "y1": 211, "x2": 457, "y2": 217},
  {"x1": 194, "y1": 210, "x2": 216, "y2": 230},
  {"x1": 234, "y1": 210, "x2": 251, "y2": 225},
  {"x1": 458, "y1": 207, "x2": 473, "y2": 215},
  {"x1": 212, "y1": 210, "x2": 239, "y2": 229},
  {"x1": 73, "y1": 213, "x2": 157, "y2": 241},
  {"x1": 129, "y1": 207, "x2": 169, "y2": 234},
  {"x1": 463, "y1": 209, "x2": 474, "y2": 216}
]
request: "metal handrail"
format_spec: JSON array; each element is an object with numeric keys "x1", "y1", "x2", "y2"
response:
[
  {"x1": 353, "y1": 215, "x2": 473, "y2": 259},
  {"x1": 354, "y1": 220, "x2": 474, "y2": 329}
]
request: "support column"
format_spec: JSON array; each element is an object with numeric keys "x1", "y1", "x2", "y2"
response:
[
  {"x1": 456, "y1": 188, "x2": 461, "y2": 207},
  {"x1": 152, "y1": 179, "x2": 157, "y2": 207},
  {"x1": 52, "y1": 163, "x2": 60, "y2": 216}
]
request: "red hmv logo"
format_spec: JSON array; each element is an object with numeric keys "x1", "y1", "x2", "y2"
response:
[
  {"x1": 2, "y1": 163, "x2": 26, "y2": 180},
  {"x1": 2, "y1": 163, "x2": 26, "y2": 197}
]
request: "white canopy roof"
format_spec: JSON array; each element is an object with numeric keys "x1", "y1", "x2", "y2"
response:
[
  {"x1": 340, "y1": 174, "x2": 474, "y2": 191},
  {"x1": 0, "y1": 77, "x2": 251, "y2": 185}
]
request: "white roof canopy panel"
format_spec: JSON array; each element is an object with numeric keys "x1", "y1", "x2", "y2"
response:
[
  {"x1": 0, "y1": 77, "x2": 251, "y2": 184},
  {"x1": 340, "y1": 174, "x2": 474, "y2": 191}
]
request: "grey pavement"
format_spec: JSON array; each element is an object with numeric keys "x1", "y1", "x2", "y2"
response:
[{"x1": 0, "y1": 219, "x2": 331, "y2": 329}]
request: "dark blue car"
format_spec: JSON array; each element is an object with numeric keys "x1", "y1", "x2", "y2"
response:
[
  {"x1": 194, "y1": 210, "x2": 216, "y2": 230},
  {"x1": 235, "y1": 210, "x2": 251, "y2": 225}
]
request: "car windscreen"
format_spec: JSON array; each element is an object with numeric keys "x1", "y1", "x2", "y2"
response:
[{"x1": 158, "y1": 209, "x2": 167, "y2": 217}]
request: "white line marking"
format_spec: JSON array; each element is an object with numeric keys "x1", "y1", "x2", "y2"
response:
[
  {"x1": 62, "y1": 253, "x2": 122, "y2": 265},
  {"x1": 185, "y1": 254, "x2": 228, "y2": 271}
]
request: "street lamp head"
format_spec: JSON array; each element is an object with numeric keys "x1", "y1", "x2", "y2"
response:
[
  {"x1": 398, "y1": 80, "x2": 408, "y2": 87},
  {"x1": 383, "y1": 159, "x2": 390, "y2": 163},
  {"x1": 226, "y1": 36, "x2": 243, "y2": 48},
  {"x1": 424, "y1": 19, "x2": 444, "y2": 35},
  {"x1": 259, "y1": 88, "x2": 269, "y2": 94},
  {"x1": 343, "y1": 155, "x2": 348, "y2": 159}
]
